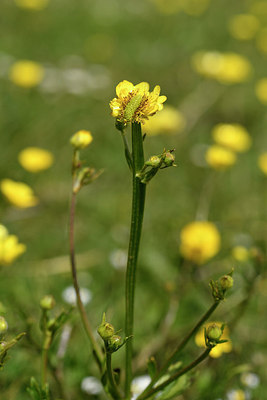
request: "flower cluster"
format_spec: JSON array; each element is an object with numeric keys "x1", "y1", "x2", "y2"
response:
[
  {"x1": 0, "y1": 224, "x2": 26, "y2": 266},
  {"x1": 110, "y1": 80, "x2": 167, "y2": 124}
]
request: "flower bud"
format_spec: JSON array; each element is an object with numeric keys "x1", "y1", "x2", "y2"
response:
[
  {"x1": 0, "y1": 316, "x2": 8, "y2": 333},
  {"x1": 97, "y1": 314, "x2": 115, "y2": 340},
  {"x1": 70, "y1": 130, "x2": 93, "y2": 149},
  {"x1": 206, "y1": 323, "x2": 222, "y2": 341},
  {"x1": 219, "y1": 275, "x2": 234, "y2": 290},
  {"x1": 163, "y1": 152, "x2": 175, "y2": 167},
  {"x1": 107, "y1": 335, "x2": 123, "y2": 352},
  {"x1": 145, "y1": 156, "x2": 161, "y2": 168},
  {"x1": 40, "y1": 295, "x2": 56, "y2": 310}
]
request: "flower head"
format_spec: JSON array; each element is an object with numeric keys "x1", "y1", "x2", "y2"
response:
[
  {"x1": 143, "y1": 105, "x2": 186, "y2": 136},
  {"x1": 1, "y1": 179, "x2": 39, "y2": 208},
  {"x1": 180, "y1": 221, "x2": 221, "y2": 264},
  {"x1": 9, "y1": 60, "x2": 44, "y2": 88},
  {"x1": 232, "y1": 246, "x2": 250, "y2": 262},
  {"x1": 70, "y1": 130, "x2": 93, "y2": 149},
  {"x1": 205, "y1": 145, "x2": 237, "y2": 170},
  {"x1": 258, "y1": 152, "x2": 267, "y2": 175},
  {"x1": 18, "y1": 147, "x2": 54, "y2": 172},
  {"x1": 195, "y1": 321, "x2": 232, "y2": 358},
  {"x1": 110, "y1": 80, "x2": 167, "y2": 124},
  {"x1": 0, "y1": 224, "x2": 26, "y2": 266},
  {"x1": 212, "y1": 124, "x2": 251, "y2": 153},
  {"x1": 192, "y1": 51, "x2": 252, "y2": 84}
]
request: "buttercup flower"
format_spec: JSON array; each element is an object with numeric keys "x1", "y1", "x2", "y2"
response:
[
  {"x1": 1, "y1": 179, "x2": 39, "y2": 208},
  {"x1": 212, "y1": 124, "x2": 251, "y2": 152},
  {"x1": 258, "y1": 152, "x2": 267, "y2": 175},
  {"x1": 195, "y1": 321, "x2": 232, "y2": 358},
  {"x1": 70, "y1": 130, "x2": 93, "y2": 149},
  {"x1": 255, "y1": 78, "x2": 267, "y2": 104},
  {"x1": 192, "y1": 51, "x2": 252, "y2": 84},
  {"x1": 14, "y1": 0, "x2": 49, "y2": 11},
  {"x1": 180, "y1": 221, "x2": 221, "y2": 264},
  {"x1": 205, "y1": 145, "x2": 237, "y2": 170},
  {"x1": 18, "y1": 147, "x2": 54, "y2": 172},
  {"x1": 9, "y1": 60, "x2": 44, "y2": 88},
  {"x1": 143, "y1": 105, "x2": 186, "y2": 136},
  {"x1": 0, "y1": 224, "x2": 26, "y2": 266},
  {"x1": 229, "y1": 14, "x2": 260, "y2": 41},
  {"x1": 110, "y1": 80, "x2": 167, "y2": 124}
]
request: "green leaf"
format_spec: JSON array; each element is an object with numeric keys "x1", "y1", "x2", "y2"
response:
[{"x1": 155, "y1": 374, "x2": 190, "y2": 400}]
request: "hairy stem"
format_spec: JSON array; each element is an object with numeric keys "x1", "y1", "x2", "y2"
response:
[{"x1": 125, "y1": 122, "x2": 146, "y2": 398}]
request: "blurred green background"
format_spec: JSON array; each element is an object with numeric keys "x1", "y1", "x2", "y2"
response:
[{"x1": 0, "y1": 0, "x2": 267, "y2": 399}]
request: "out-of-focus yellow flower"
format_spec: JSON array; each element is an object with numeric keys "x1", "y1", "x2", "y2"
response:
[
  {"x1": 180, "y1": 221, "x2": 221, "y2": 264},
  {"x1": 149, "y1": 0, "x2": 182, "y2": 15},
  {"x1": 232, "y1": 246, "x2": 250, "y2": 262},
  {"x1": 250, "y1": 1, "x2": 267, "y2": 20},
  {"x1": 143, "y1": 105, "x2": 186, "y2": 136},
  {"x1": 256, "y1": 28, "x2": 267, "y2": 54},
  {"x1": 110, "y1": 80, "x2": 167, "y2": 124},
  {"x1": 0, "y1": 224, "x2": 26, "y2": 266},
  {"x1": 258, "y1": 152, "x2": 267, "y2": 175},
  {"x1": 14, "y1": 0, "x2": 49, "y2": 11},
  {"x1": 195, "y1": 322, "x2": 232, "y2": 358},
  {"x1": 1, "y1": 179, "x2": 39, "y2": 208},
  {"x1": 255, "y1": 78, "x2": 267, "y2": 104},
  {"x1": 205, "y1": 145, "x2": 237, "y2": 170},
  {"x1": 212, "y1": 124, "x2": 251, "y2": 153},
  {"x1": 9, "y1": 60, "x2": 44, "y2": 88},
  {"x1": 70, "y1": 130, "x2": 93, "y2": 149},
  {"x1": 181, "y1": 0, "x2": 211, "y2": 16},
  {"x1": 229, "y1": 14, "x2": 260, "y2": 41},
  {"x1": 18, "y1": 147, "x2": 54, "y2": 173},
  {"x1": 192, "y1": 51, "x2": 252, "y2": 84}
]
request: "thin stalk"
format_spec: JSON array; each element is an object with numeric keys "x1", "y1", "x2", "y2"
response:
[
  {"x1": 41, "y1": 333, "x2": 52, "y2": 388},
  {"x1": 137, "y1": 348, "x2": 211, "y2": 400},
  {"x1": 106, "y1": 350, "x2": 123, "y2": 399},
  {"x1": 69, "y1": 192, "x2": 103, "y2": 371},
  {"x1": 125, "y1": 122, "x2": 146, "y2": 398},
  {"x1": 139, "y1": 301, "x2": 219, "y2": 398}
]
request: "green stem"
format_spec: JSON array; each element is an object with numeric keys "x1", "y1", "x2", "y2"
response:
[
  {"x1": 41, "y1": 332, "x2": 52, "y2": 389},
  {"x1": 137, "y1": 348, "x2": 211, "y2": 400},
  {"x1": 139, "y1": 301, "x2": 219, "y2": 399},
  {"x1": 69, "y1": 192, "x2": 104, "y2": 371},
  {"x1": 125, "y1": 122, "x2": 146, "y2": 399},
  {"x1": 106, "y1": 350, "x2": 122, "y2": 399}
]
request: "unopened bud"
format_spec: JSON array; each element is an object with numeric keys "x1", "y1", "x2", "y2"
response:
[
  {"x1": 207, "y1": 323, "x2": 222, "y2": 341},
  {"x1": 219, "y1": 275, "x2": 234, "y2": 290},
  {"x1": 70, "y1": 130, "x2": 93, "y2": 149},
  {"x1": 97, "y1": 314, "x2": 115, "y2": 340},
  {"x1": 107, "y1": 335, "x2": 123, "y2": 352},
  {"x1": 164, "y1": 152, "x2": 175, "y2": 167},
  {"x1": 0, "y1": 316, "x2": 8, "y2": 333},
  {"x1": 40, "y1": 295, "x2": 56, "y2": 310},
  {"x1": 145, "y1": 156, "x2": 161, "y2": 168}
]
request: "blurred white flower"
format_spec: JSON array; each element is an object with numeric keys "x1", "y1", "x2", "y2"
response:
[
  {"x1": 61, "y1": 286, "x2": 92, "y2": 306},
  {"x1": 131, "y1": 375, "x2": 151, "y2": 400},
  {"x1": 81, "y1": 376, "x2": 102, "y2": 395},
  {"x1": 226, "y1": 389, "x2": 248, "y2": 400},
  {"x1": 109, "y1": 249, "x2": 128, "y2": 270},
  {"x1": 241, "y1": 372, "x2": 260, "y2": 389}
]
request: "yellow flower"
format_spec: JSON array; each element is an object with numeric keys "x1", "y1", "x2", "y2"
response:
[
  {"x1": 9, "y1": 60, "x2": 44, "y2": 88},
  {"x1": 1, "y1": 179, "x2": 39, "y2": 208},
  {"x1": 110, "y1": 80, "x2": 167, "y2": 124},
  {"x1": 195, "y1": 322, "x2": 232, "y2": 358},
  {"x1": 232, "y1": 246, "x2": 250, "y2": 262},
  {"x1": 258, "y1": 152, "x2": 267, "y2": 175},
  {"x1": 228, "y1": 14, "x2": 260, "y2": 41},
  {"x1": 14, "y1": 0, "x2": 49, "y2": 11},
  {"x1": 70, "y1": 130, "x2": 93, "y2": 149},
  {"x1": 205, "y1": 145, "x2": 237, "y2": 170},
  {"x1": 0, "y1": 224, "x2": 26, "y2": 266},
  {"x1": 212, "y1": 124, "x2": 251, "y2": 152},
  {"x1": 143, "y1": 105, "x2": 186, "y2": 136},
  {"x1": 18, "y1": 147, "x2": 54, "y2": 172},
  {"x1": 192, "y1": 51, "x2": 252, "y2": 84},
  {"x1": 180, "y1": 221, "x2": 221, "y2": 264},
  {"x1": 255, "y1": 78, "x2": 267, "y2": 104}
]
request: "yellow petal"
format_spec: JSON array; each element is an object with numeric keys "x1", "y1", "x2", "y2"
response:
[
  {"x1": 116, "y1": 80, "x2": 134, "y2": 98},
  {"x1": 158, "y1": 95, "x2": 167, "y2": 104},
  {"x1": 135, "y1": 82, "x2": 150, "y2": 94}
]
